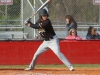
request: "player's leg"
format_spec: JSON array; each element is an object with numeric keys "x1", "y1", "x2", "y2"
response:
[
  {"x1": 48, "y1": 35, "x2": 74, "y2": 71},
  {"x1": 25, "y1": 41, "x2": 49, "y2": 70}
]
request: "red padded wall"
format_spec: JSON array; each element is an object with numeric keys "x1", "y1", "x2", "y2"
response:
[{"x1": 0, "y1": 40, "x2": 100, "y2": 65}]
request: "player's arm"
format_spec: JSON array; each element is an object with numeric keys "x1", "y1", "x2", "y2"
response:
[
  {"x1": 29, "y1": 22, "x2": 41, "y2": 29},
  {"x1": 24, "y1": 18, "x2": 49, "y2": 29},
  {"x1": 24, "y1": 19, "x2": 41, "y2": 29}
]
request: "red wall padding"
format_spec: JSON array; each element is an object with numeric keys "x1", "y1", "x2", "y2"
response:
[{"x1": 0, "y1": 40, "x2": 100, "y2": 65}]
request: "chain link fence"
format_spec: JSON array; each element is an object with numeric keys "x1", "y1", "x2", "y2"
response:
[
  {"x1": 0, "y1": 0, "x2": 100, "y2": 39},
  {"x1": 0, "y1": 0, "x2": 24, "y2": 39},
  {"x1": 0, "y1": 0, "x2": 22, "y2": 29},
  {"x1": 48, "y1": 0, "x2": 100, "y2": 39}
]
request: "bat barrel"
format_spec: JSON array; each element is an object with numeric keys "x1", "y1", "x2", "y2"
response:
[
  {"x1": 30, "y1": 0, "x2": 51, "y2": 19},
  {"x1": 36, "y1": 0, "x2": 50, "y2": 12}
]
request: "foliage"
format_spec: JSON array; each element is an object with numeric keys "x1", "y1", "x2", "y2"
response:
[
  {"x1": 48, "y1": 0, "x2": 99, "y2": 23},
  {"x1": 0, "y1": 0, "x2": 21, "y2": 20}
]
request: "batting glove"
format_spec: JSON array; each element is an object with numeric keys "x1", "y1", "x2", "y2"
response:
[{"x1": 24, "y1": 18, "x2": 31, "y2": 25}]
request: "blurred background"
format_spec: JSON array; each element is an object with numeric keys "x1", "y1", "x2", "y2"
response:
[{"x1": 0, "y1": 0, "x2": 99, "y2": 40}]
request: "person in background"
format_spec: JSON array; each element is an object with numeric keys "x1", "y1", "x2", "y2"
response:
[
  {"x1": 86, "y1": 26, "x2": 100, "y2": 39},
  {"x1": 65, "y1": 15, "x2": 77, "y2": 36},
  {"x1": 65, "y1": 28, "x2": 82, "y2": 40}
]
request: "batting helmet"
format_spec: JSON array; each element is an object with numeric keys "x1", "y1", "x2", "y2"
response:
[{"x1": 39, "y1": 9, "x2": 49, "y2": 18}]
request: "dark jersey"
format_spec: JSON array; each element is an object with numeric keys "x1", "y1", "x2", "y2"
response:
[{"x1": 30, "y1": 18, "x2": 56, "y2": 36}]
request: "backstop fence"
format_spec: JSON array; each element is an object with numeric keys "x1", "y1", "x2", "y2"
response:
[{"x1": 0, "y1": 0, "x2": 100, "y2": 39}]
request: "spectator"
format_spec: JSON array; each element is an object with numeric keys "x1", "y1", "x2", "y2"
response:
[
  {"x1": 65, "y1": 15, "x2": 77, "y2": 36},
  {"x1": 86, "y1": 26, "x2": 100, "y2": 39},
  {"x1": 65, "y1": 28, "x2": 82, "y2": 40}
]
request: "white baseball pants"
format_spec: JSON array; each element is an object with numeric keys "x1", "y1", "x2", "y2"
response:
[{"x1": 29, "y1": 35, "x2": 73, "y2": 69}]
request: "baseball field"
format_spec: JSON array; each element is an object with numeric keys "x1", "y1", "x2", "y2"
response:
[{"x1": 0, "y1": 64, "x2": 100, "y2": 75}]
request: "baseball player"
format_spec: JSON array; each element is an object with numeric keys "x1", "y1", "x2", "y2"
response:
[{"x1": 24, "y1": 9, "x2": 74, "y2": 71}]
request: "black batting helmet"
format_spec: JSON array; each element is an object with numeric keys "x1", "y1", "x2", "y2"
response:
[{"x1": 39, "y1": 9, "x2": 49, "y2": 18}]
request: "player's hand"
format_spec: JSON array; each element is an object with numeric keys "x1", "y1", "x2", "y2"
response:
[{"x1": 24, "y1": 18, "x2": 31, "y2": 26}]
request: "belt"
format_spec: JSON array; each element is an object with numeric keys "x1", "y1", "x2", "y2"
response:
[{"x1": 44, "y1": 37, "x2": 53, "y2": 41}]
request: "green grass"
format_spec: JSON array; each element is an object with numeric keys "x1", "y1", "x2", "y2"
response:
[
  {"x1": 0, "y1": 64, "x2": 100, "y2": 69},
  {"x1": 73, "y1": 64, "x2": 100, "y2": 68}
]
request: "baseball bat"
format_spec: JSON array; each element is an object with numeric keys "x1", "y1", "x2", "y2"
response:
[{"x1": 29, "y1": 0, "x2": 51, "y2": 19}]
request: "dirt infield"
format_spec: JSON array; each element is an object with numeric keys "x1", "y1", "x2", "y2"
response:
[{"x1": 0, "y1": 68, "x2": 100, "y2": 75}]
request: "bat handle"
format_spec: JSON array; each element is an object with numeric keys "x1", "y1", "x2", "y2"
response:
[{"x1": 30, "y1": 12, "x2": 38, "y2": 19}]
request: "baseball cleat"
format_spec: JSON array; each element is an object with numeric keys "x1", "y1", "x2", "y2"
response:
[
  {"x1": 69, "y1": 66, "x2": 74, "y2": 71},
  {"x1": 25, "y1": 68, "x2": 34, "y2": 71}
]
